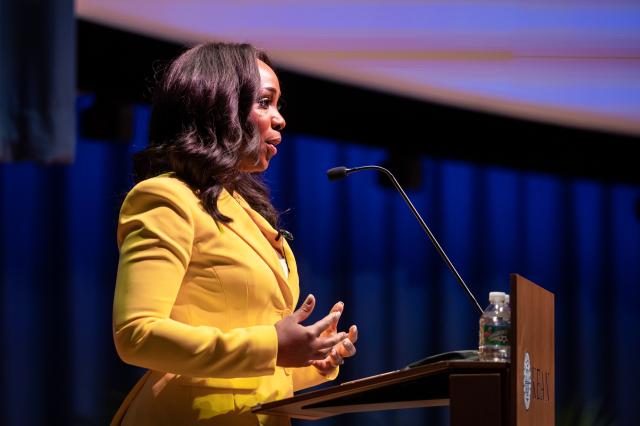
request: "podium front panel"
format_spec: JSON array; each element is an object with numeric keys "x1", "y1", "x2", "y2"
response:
[{"x1": 510, "y1": 274, "x2": 555, "y2": 425}]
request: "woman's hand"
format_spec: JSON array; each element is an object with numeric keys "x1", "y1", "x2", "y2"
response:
[
  {"x1": 275, "y1": 294, "x2": 348, "y2": 368},
  {"x1": 310, "y1": 301, "x2": 358, "y2": 375}
]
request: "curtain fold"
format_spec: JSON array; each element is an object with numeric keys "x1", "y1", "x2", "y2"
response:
[{"x1": 0, "y1": 0, "x2": 75, "y2": 163}]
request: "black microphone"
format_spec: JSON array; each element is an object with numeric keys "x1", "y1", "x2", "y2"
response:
[
  {"x1": 326, "y1": 166, "x2": 348, "y2": 181},
  {"x1": 327, "y1": 165, "x2": 483, "y2": 315}
]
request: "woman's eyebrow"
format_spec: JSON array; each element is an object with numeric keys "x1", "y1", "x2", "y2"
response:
[{"x1": 261, "y1": 86, "x2": 279, "y2": 96}]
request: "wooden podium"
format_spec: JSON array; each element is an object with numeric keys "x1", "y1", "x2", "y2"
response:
[{"x1": 253, "y1": 274, "x2": 555, "y2": 425}]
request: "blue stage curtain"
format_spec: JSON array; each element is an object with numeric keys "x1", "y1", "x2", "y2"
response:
[
  {"x1": 0, "y1": 0, "x2": 75, "y2": 163},
  {"x1": 0, "y1": 98, "x2": 638, "y2": 425}
]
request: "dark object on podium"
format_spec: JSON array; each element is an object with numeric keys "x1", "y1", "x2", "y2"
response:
[
  {"x1": 253, "y1": 274, "x2": 555, "y2": 425},
  {"x1": 405, "y1": 350, "x2": 479, "y2": 369}
]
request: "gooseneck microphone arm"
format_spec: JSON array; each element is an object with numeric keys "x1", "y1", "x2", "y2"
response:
[{"x1": 327, "y1": 165, "x2": 484, "y2": 315}]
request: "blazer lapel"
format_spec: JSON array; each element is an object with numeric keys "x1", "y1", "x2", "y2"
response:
[
  {"x1": 217, "y1": 189, "x2": 293, "y2": 307},
  {"x1": 282, "y1": 238, "x2": 299, "y2": 305}
]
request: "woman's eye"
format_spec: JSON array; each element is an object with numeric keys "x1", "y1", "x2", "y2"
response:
[{"x1": 257, "y1": 97, "x2": 271, "y2": 108}]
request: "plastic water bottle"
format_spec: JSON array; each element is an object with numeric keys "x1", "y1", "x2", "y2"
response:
[
  {"x1": 479, "y1": 291, "x2": 511, "y2": 362},
  {"x1": 504, "y1": 293, "x2": 511, "y2": 326}
]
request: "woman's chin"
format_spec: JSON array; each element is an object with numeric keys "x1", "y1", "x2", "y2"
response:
[
  {"x1": 247, "y1": 159, "x2": 270, "y2": 173},
  {"x1": 256, "y1": 162, "x2": 269, "y2": 173}
]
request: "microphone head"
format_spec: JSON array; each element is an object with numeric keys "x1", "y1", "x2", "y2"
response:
[{"x1": 327, "y1": 166, "x2": 349, "y2": 181}]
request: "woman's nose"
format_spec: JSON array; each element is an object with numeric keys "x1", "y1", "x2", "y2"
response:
[{"x1": 272, "y1": 110, "x2": 286, "y2": 131}]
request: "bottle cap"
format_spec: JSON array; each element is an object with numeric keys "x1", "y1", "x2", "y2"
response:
[{"x1": 489, "y1": 291, "x2": 506, "y2": 303}]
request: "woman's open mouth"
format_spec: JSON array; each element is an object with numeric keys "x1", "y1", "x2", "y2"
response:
[{"x1": 265, "y1": 138, "x2": 280, "y2": 158}]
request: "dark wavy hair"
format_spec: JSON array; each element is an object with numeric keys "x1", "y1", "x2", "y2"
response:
[{"x1": 133, "y1": 42, "x2": 280, "y2": 228}]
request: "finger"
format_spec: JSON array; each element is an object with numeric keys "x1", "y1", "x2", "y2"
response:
[
  {"x1": 330, "y1": 348, "x2": 344, "y2": 366},
  {"x1": 315, "y1": 346, "x2": 332, "y2": 358},
  {"x1": 309, "y1": 359, "x2": 325, "y2": 369},
  {"x1": 318, "y1": 303, "x2": 344, "y2": 338},
  {"x1": 315, "y1": 331, "x2": 348, "y2": 350},
  {"x1": 291, "y1": 294, "x2": 315, "y2": 323},
  {"x1": 309, "y1": 350, "x2": 332, "y2": 361},
  {"x1": 337, "y1": 338, "x2": 357, "y2": 358},
  {"x1": 310, "y1": 358, "x2": 332, "y2": 371},
  {"x1": 348, "y1": 325, "x2": 358, "y2": 344},
  {"x1": 329, "y1": 303, "x2": 343, "y2": 332},
  {"x1": 330, "y1": 301, "x2": 344, "y2": 314},
  {"x1": 310, "y1": 311, "x2": 341, "y2": 336},
  {"x1": 327, "y1": 302, "x2": 344, "y2": 333}
]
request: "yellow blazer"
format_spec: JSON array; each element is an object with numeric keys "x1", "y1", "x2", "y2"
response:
[{"x1": 111, "y1": 174, "x2": 337, "y2": 426}]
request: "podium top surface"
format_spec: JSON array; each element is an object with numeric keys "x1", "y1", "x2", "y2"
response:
[{"x1": 253, "y1": 360, "x2": 509, "y2": 418}]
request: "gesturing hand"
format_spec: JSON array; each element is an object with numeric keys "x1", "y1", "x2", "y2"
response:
[
  {"x1": 274, "y1": 294, "x2": 348, "y2": 368},
  {"x1": 310, "y1": 301, "x2": 358, "y2": 375}
]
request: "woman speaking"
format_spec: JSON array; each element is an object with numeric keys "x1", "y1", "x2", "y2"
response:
[{"x1": 111, "y1": 43, "x2": 358, "y2": 425}]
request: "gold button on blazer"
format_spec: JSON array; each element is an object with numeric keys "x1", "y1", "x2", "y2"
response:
[{"x1": 111, "y1": 174, "x2": 337, "y2": 426}]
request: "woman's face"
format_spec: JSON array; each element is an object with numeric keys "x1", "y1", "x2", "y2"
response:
[{"x1": 243, "y1": 59, "x2": 286, "y2": 173}]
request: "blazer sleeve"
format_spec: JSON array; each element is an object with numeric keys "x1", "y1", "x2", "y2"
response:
[
  {"x1": 112, "y1": 179, "x2": 278, "y2": 379},
  {"x1": 292, "y1": 365, "x2": 339, "y2": 392}
]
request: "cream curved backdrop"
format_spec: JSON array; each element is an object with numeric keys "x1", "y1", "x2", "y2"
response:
[{"x1": 76, "y1": 0, "x2": 640, "y2": 136}]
